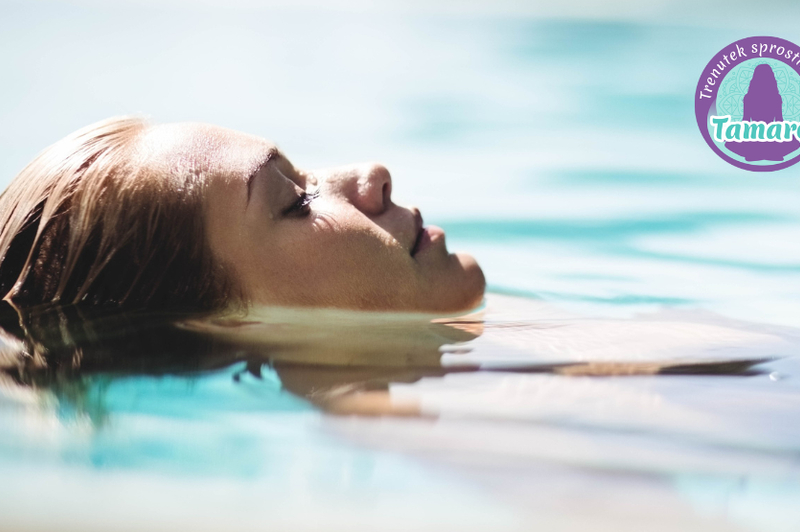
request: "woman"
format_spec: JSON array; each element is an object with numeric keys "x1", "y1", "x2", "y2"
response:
[
  {"x1": 0, "y1": 120, "x2": 782, "y2": 418},
  {"x1": 0, "y1": 117, "x2": 486, "y2": 313},
  {"x1": 725, "y1": 63, "x2": 800, "y2": 161}
]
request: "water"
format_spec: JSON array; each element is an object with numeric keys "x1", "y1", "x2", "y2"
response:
[
  {"x1": 1, "y1": 1, "x2": 800, "y2": 530},
  {"x1": 1, "y1": 296, "x2": 799, "y2": 531}
]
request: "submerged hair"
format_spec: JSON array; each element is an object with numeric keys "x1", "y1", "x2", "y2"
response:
[{"x1": 0, "y1": 116, "x2": 238, "y2": 311}]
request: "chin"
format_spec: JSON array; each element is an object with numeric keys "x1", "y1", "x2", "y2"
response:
[
  {"x1": 459, "y1": 252, "x2": 487, "y2": 306},
  {"x1": 437, "y1": 252, "x2": 486, "y2": 313}
]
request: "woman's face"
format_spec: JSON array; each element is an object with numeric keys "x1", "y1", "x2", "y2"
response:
[{"x1": 141, "y1": 123, "x2": 485, "y2": 313}]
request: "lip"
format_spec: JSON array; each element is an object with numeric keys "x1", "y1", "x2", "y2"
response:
[
  {"x1": 410, "y1": 209, "x2": 423, "y2": 255},
  {"x1": 411, "y1": 225, "x2": 445, "y2": 257}
]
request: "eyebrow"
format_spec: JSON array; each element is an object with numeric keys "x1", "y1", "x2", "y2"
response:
[{"x1": 246, "y1": 147, "x2": 281, "y2": 204}]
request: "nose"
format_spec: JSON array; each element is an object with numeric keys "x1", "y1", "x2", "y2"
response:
[{"x1": 319, "y1": 162, "x2": 393, "y2": 215}]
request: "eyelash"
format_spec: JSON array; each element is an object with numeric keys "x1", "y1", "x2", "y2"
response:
[{"x1": 285, "y1": 188, "x2": 320, "y2": 216}]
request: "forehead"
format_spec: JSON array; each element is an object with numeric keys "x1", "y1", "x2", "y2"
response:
[{"x1": 138, "y1": 122, "x2": 277, "y2": 184}]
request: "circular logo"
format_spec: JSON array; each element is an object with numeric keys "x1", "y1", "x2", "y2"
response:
[{"x1": 695, "y1": 36, "x2": 800, "y2": 171}]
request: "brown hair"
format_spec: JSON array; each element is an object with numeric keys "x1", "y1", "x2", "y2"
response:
[{"x1": 0, "y1": 116, "x2": 239, "y2": 312}]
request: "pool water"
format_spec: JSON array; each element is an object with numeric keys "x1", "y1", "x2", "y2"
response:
[
  {"x1": 1, "y1": 294, "x2": 799, "y2": 531},
  {"x1": 1, "y1": 2, "x2": 800, "y2": 531}
]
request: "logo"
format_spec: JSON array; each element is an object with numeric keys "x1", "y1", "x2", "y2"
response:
[{"x1": 695, "y1": 36, "x2": 800, "y2": 171}]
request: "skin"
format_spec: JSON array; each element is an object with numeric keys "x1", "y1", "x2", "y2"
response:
[{"x1": 139, "y1": 123, "x2": 486, "y2": 313}]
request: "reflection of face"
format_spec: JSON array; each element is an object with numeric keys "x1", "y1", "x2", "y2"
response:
[
  {"x1": 188, "y1": 305, "x2": 484, "y2": 368},
  {"x1": 182, "y1": 305, "x2": 486, "y2": 416},
  {"x1": 141, "y1": 123, "x2": 485, "y2": 313}
]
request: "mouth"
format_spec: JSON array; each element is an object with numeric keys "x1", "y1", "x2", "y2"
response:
[
  {"x1": 410, "y1": 209, "x2": 424, "y2": 257},
  {"x1": 411, "y1": 230, "x2": 424, "y2": 256},
  {"x1": 410, "y1": 209, "x2": 444, "y2": 257}
]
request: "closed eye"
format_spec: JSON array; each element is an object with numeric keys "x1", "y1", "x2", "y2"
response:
[{"x1": 283, "y1": 188, "x2": 320, "y2": 217}]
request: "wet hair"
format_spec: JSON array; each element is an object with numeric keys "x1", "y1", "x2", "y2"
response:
[
  {"x1": 0, "y1": 117, "x2": 239, "y2": 312},
  {"x1": 0, "y1": 302, "x2": 240, "y2": 388}
]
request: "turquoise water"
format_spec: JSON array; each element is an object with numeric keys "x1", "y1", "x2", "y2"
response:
[{"x1": 2, "y1": 2, "x2": 800, "y2": 531}]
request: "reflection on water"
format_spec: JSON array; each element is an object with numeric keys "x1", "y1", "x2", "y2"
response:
[
  {"x1": 1, "y1": 297, "x2": 779, "y2": 420},
  {"x1": 1, "y1": 294, "x2": 799, "y2": 531}
]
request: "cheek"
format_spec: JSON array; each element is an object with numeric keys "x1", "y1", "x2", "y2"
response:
[{"x1": 264, "y1": 217, "x2": 421, "y2": 307}]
